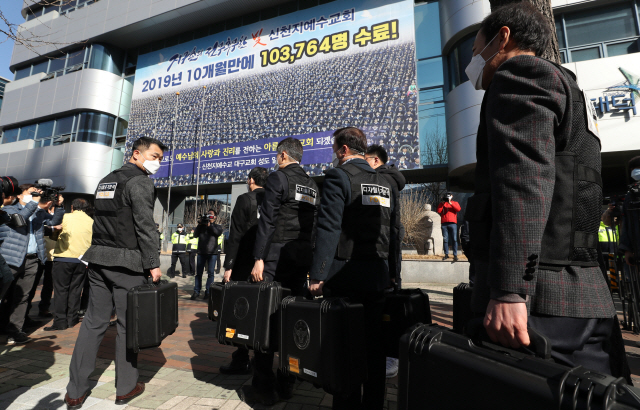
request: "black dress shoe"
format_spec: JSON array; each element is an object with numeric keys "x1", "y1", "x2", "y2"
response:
[
  {"x1": 453, "y1": 256, "x2": 459, "y2": 262},
  {"x1": 220, "y1": 361, "x2": 252, "y2": 375},
  {"x1": 203, "y1": 292, "x2": 209, "y2": 300},
  {"x1": 182, "y1": 273, "x2": 186, "y2": 278},
  {"x1": 190, "y1": 292, "x2": 199, "y2": 300},
  {"x1": 65, "y1": 390, "x2": 91, "y2": 410},
  {"x1": 442, "y1": 255, "x2": 449, "y2": 261},
  {"x1": 44, "y1": 325, "x2": 67, "y2": 331}
]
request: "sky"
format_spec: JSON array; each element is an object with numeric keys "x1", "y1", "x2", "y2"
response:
[{"x1": 0, "y1": 1, "x2": 24, "y2": 80}]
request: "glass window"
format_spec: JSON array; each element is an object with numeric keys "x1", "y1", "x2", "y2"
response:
[
  {"x1": 415, "y1": 2, "x2": 441, "y2": 60},
  {"x1": 446, "y1": 33, "x2": 475, "y2": 92},
  {"x1": 19, "y1": 124, "x2": 37, "y2": 140},
  {"x1": 54, "y1": 115, "x2": 75, "y2": 136},
  {"x1": 564, "y1": 3, "x2": 638, "y2": 48},
  {"x1": 419, "y1": 87, "x2": 444, "y2": 104},
  {"x1": 607, "y1": 40, "x2": 640, "y2": 57},
  {"x1": 31, "y1": 60, "x2": 49, "y2": 75},
  {"x1": 115, "y1": 118, "x2": 128, "y2": 137},
  {"x1": 76, "y1": 112, "x2": 115, "y2": 146},
  {"x1": 571, "y1": 46, "x2": 601, "y2": 62},
  {"x1": 60, "y1": 0, "x2": 76, "y2": 13},
  {"x1": 417, "y1": 57, "x2": 444, "y2": 89},
  {"x1": 48, "y1": 55, "x2": 66, "y2": 73},
  {"x1": 419, "y1": 103, "x2": 446, "y2": 166},
  {"x1": 26, "y1": 8, "x2": 41, "y2": 21},
  {"x1": 2, "y1": 128, "x2": 20, "y2": 144},
  {"x1": 89, "y1": 44, "x2": 124, "y2": 76},
  {"x1": 555, "y1": 19, "x2": 566, "y2": 49},
  {"x1": 14, "y1": 66, "x2": 31, "y2": 80},
  {"x1": 36, "y1": 120, "x2": 55, "y2": 140},
  {"x1": 66, "y1": 49, "x2": 86, "y2": 71}
]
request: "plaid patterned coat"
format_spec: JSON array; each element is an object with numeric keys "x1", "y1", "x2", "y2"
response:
[{"x1": 468, "y1": 55, "x2": 615, "y2": 319}]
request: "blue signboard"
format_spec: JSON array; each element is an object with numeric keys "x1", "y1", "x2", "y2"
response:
[{"x1": 126, "y1": 0, "x2": 418, "y2": 187}]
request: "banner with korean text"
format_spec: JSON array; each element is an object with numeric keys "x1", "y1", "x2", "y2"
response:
[{"x1": 126, "y1": 0, "x2": 418, "y2": 187}]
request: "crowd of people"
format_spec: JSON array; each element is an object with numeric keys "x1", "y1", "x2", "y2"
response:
[{"x1": 127, "y1": 42, "x2": 420, "y2": 188}]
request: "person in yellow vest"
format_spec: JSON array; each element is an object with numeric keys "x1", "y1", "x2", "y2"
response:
[
  {"x1": 599, "y1": 220, "x2": 620, "y2": 255},
  {"x1": 170, "y1": 223, "x2": 190, "y2": 278},
  {"x1": 186, "y1": 228, "x2": 198, "y2": 277}
]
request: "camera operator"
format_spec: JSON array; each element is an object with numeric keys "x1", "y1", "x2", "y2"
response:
[
  {"x1": 437, "y1": 192, "x2": 461, "y2": 262},
  {"x1": 621, "y1": 156, "x2": 640, "y2": 267},
  {"x1": 0, "y1": 183, "x2": 64, "y2": 344},
  {"x1": 192, "y1": 209, "x2": 222, "y2": 300},
  {"x1": 0, "y1": 177, "x2": 21, "y2": 300}
]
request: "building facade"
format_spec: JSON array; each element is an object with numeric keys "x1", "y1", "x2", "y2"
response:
[{"x1": 443, "y1": 0, "x2": 640, "y2": 194}]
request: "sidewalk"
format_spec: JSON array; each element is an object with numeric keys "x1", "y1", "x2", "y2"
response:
[{"x1": 1, "y1": 278, "x2": 639, "y2": 409}]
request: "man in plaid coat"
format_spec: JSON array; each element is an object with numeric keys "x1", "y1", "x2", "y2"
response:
[{"x1": 466, "y1": 3, "x2": 622, "y2": 376}]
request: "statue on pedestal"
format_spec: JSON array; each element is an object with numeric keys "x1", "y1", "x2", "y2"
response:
[{"x1": 416, "y1": 204, "x2": 443, "y2": 255}]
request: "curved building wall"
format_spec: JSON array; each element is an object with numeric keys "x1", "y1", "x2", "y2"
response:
[
  {"x1": 439, "y1": 0, "x2": 490, "y2": 53},
  {"x1": 0, "y1": 69, "x2": 132, "y2": 129},
  {"x1": 0, "y1": 142, "x2": 124, "y2": 195}
]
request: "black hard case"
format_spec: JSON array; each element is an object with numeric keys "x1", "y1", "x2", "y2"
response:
[
  {"x1": 209, "y1": 281, "x2": 290, "y2": 353},
  {"x1": 279, "y1": 296, "x2": 367, "y2": 397},
  {"x1": 398, "y1": 323, "x2": 640, "y2": 410},
  {"x1": 382, "y1": 288, "x2": 432, "y2": 358},
  {"x1": 126, "y1": 280, "x2": 178, "y2": 353},
  {"x1": 452, "y1": 282, "x2": 474, "y2": 334}
]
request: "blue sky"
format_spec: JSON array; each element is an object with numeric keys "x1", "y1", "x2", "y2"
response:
[{"x1": 0, "y1": 2, "x2": 23, "y2": 80}]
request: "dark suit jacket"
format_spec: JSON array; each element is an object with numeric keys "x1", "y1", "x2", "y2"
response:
[
  {"x1": 309, "y1": 158, "x2": 394, "y2": 293},
  {"x1": 194, "y1": 223, "x2": 223, "y2": 255},
  {"x1": 224, "y1": 188, "x2": 265, "y2": 278},
  {"x1": 469, "y1": 55, "x2": 614, "y2": 319}
]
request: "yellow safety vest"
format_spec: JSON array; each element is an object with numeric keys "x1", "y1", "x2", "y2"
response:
[
  {"x1": 171, "y1": 231, "x2": 189, "y2": 245},
  {"x1": 598, "y1": 222, "x2": 619, "y2": 243},
  {"x1": 187, "y1": 233, "x2": 198, "y2": 251}
]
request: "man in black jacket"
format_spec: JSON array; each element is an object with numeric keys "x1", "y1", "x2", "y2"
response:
[
  {"x1": 309, "y1": 128, "x2": 395, "y2": 410},
  {"x1": 192, "y1": 210, "x2": 222, "y2": 300},
  {"x1": 219, "y1": 167, "x2": 268, "y2": 376},
  {"x1": 244, "y1": 138, "x2": 319, "y2": 405},
  {"x1": 365, "y1": 144, "x2": 406, "y2": 285},
  {"x1": 65, "y1": 137, "x2": 164, "y2": 408}
]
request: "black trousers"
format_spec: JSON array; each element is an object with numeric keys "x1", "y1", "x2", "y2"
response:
[
  {"x1": 252, "y1": 260, "x2": 307, "y2": 391},
  {"x1": 52, "y1": 261, "x2": 87, "y2": 329},
  {"x1": 327, "y1": 289, "x2": 386, "y2": 410},
  {"x1": 188, "y1": 252, "x2": 196, "y2": 275},
  {"x1": 215, "y1": 252, "x2": 222, "y2": 273},
  {"x1": 170, "y1": 253, "x2": 190, "y2": 276},
  {"x1": 80, "y1": 274, "x2": 90, "y2": 311},
  {"x1": 26, "y1": 260, "x2": 53, "y2": 316}
]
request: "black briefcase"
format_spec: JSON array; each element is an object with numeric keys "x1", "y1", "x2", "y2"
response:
[
  {"x1": 382, "y1": 288, "x2": 432, "y2": 358},
  {"x1": 126, "y1": 280, "x2": 178, "y2": 353},
  {"x1": 209, "y1": 281, "x2": 290, "y2": 352},
  {"x1": 452, "y1": 282, "x2": 474, "y2": 334},
  {"x1": 279, "y1": 296, "x2": 367, "y2": 397},
  {"x1": 398, "y1": 323, "x2": 640, "y2": 410}
]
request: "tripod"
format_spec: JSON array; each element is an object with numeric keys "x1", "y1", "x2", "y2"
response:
[{"x1": 622, "y1": 185, "x2": 640, "y2": 334}]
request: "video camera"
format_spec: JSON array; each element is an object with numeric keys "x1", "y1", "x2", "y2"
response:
[
  {"x1": 0, "y1": 176, "x2": 25, "y2": 228},
  {"x1": 32, "y1": 179, "x2": 65, "y2": 204},
  {"x1": 198, "y1": 214, "x2": 216, "y2": 224}
]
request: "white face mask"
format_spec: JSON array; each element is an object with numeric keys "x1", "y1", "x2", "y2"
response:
[
  {"x1": 632, "y1": 168, "x2": 640, "y2": 181},
  {"x1": 22, "y1": 195, "x2": 33, "y2": 203},
  {"x1": 177, "y1": 228, "x2": 183, "y2": 232},
  {"x1": 464, "y1": 33, "x2": 500, "y2": 91},
  {"x1": 142, "y1": 159, "x2": 161, "y2": 175}
]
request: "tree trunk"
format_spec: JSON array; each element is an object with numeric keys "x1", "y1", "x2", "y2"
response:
[{"x1": 489, "y1": 0, "x2": 561, "y2": 64}]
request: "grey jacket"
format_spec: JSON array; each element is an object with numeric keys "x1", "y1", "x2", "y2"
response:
[
  {"x1": 469, "y1": 55, "x2": 614, "y2": 319},
  {"x1": 0, "y1": 201, "x2": 64, "y2": 267},
  {"x1": 82, "y1": 163, "x2": 160, "y2": 272}
]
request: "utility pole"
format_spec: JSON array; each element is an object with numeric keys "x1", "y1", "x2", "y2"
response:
[
  {"x1": 166, "y1": 92, "x2": 179, "y2": 239},
  {"x1": 195, "y1": 86, "x2": 207, "y2": 220}
]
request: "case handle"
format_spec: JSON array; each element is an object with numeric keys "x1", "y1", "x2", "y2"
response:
[{"x1": 466, "y1": 317, "x2": 552, "y2": 360}]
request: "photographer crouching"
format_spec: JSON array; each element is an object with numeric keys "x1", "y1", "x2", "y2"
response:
[
  {"x1": 0, "y1": 180, "x2": 64, "y2": 344},
  {"x1": 191, "y1": 209, "x2": 222, "y2": 300}
]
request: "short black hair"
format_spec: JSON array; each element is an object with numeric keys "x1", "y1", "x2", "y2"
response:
[
  {"x1": 480, "y1": 2, "x2": 552, "y2": 57},
  {"x1": 629, "y1": 156, "x2": 640, "y2": 170},
  {"x1": 131, "y1": 137, "x2": 168, "y2": 154},
  {"x1": 208, "y1": 209, "x2": 216, "y2": 215},
  {"x1": 277, "y1": 137, "x2": 303, "y2": 163},
  {"x1": 366, "y1": 145, "x2": 388, "y2": 164},
  {"x1": 71, "y1": 198, "x2": 89, "y2": 212},
  {"x1": 334, "y1": 127, "x2": 367, "y2": 154},
  {"x1": 248, "y1": 167, "x2": 268, "y2": 187},
  {"x1": 19, "y1": 183, "x2": 35, "y2": 194}
]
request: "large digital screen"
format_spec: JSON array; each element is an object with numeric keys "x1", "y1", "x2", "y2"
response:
[{"x1": 126, "y1": 0, "x2": 418, "y2": 187}]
